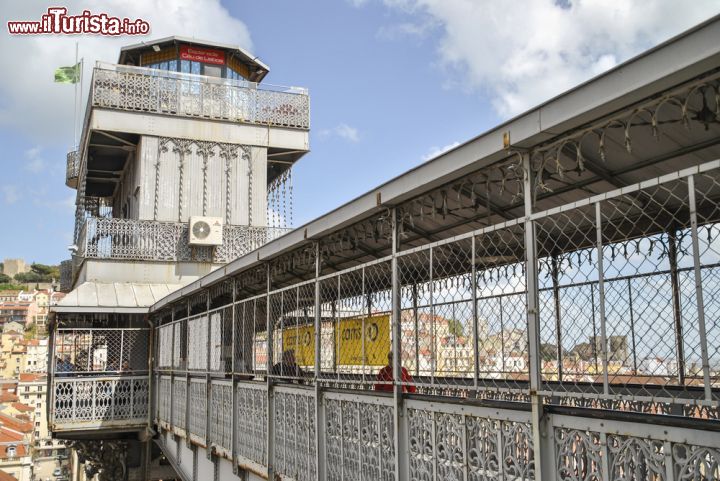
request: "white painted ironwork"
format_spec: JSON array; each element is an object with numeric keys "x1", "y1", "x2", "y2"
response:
[
  {"x1": 78, "y1": 217, "x2": 290, "y2": 263},
  {"x1": 188, "y1": 378, "x2": 207, "y2": 441},
  {"x1": 324, "y1": 392, "x2": 395, "y2": 481},
  {"x1": 91, "y1": 63, "x2": 310, "y2": 129},
  {"x1": 145, "y1": 160, "x2": 720, "y2": 481},
  {"x1": 235, "y1": 382, "x2": 268, "y2": 469},
  {"x1": 66, "y1": 149, "x2": 79, "y2": 188},
  {"x1": 273, "y1": 386, "x2": 316, "y2": 481},
  {"x1": 209, "y1": 381, "x2": 233, "y2": 452},
  {"x1": 51, "y1": 376, "x2": 149, "y2": 427},
  {"x1": 172, "y1": 378, "x2": 187, "y2": 430}
]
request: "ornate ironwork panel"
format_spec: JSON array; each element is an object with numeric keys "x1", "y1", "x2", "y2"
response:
[
  {"x1": 607, "y1": 435, "x2": 667, "y2": 481},
  {"x1": 92, "y1": 64, "x2": 309, "y2": 129},
  {"x1": 555, "y1": 428, "x2": 602, "y2": 481},
  {"x1": 79, "y1": 217, "x2": 290, "y2": 263},
  {"x1": 236, "y1": 382, "x2": 268, "y2": 467},
  {"x1": 209, "y1": 382, "x2": 232, "y2": 451},
  {"x1": 66, "y1": 149, "x2": 79, "y2": 187},
  {"x1": 273, "y1": 387, "x2": 316, "y2": 481},
  {"x1": 158, "y1": 376, "x2": 171, "y2": 423},
  {"x1": 188, "y1": 379, "x2": 207, "y2": 440},
  {"x1": 52, "y1": 376, "x2": 149, "y2": 426},
  {"x1": 673, "y1": 443, "x2": 720, "y2": 481},
  {"x1": 172, "y1": 378, "x2": 187, "y2": 429},
  {"x1": 324, "y1": 394, "x2": 395, "y2": 481},
  {"x1": 407, "y1": 403, "x2": 533, "y2": 481}
]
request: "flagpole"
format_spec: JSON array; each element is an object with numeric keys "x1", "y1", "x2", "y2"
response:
[
  {"x1": 73, "y1": 42, "x2": 78, "y2": 147},
  {"x1": 79, "y1": 56, "x2": 84, "y2": 147}
]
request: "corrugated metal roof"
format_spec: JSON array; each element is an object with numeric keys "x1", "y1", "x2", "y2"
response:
[{"x1": 57, "y1": 282, "x2": 184, "y2": 313}]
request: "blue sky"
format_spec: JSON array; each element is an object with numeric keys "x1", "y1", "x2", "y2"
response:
[{"x1": 0, "y1": 1, "x2": 718, "y2": 265}]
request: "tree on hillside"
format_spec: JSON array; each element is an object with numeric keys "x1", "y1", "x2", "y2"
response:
[
  {"x1": 14, "y1": 263, "x2": 60, "y2": 283},
  {"x1": 0, "y1": 274, "x2": 11, "y2": 284}
]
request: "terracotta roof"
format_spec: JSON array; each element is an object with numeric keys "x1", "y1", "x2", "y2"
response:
[
  {"x1": 0, "y1": 469, "x2": 19, "y2": 481},
  {"x1": 0, "y1": 429, "x2": 22, "y2": 443},
  {"x1": 0, "y1": 435, "x2": 27, "y2": 459},
  {"x1": 10, "y1": 404, "x2": 32, "y2": 413},
  {"x1": 0, "y1": 393, "x2": 18, "y2": 404},
  {"x1": 18, "y1": 373, "x2": 43, "y2": 383},
  {"x1": 0, "y1": 413, "x2": 32, "y2": 433},
  {"x1": 24, "y1": 340, "x2": 39, "y2": 347}
]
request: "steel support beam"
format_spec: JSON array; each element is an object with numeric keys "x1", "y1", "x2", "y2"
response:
[
  {"x1": 391, "y1": 208, "x2": 407, "y2": 481},
  {"x1": 523, "y1": 153, "x2": 551, "y2": 481},
  {"x1": 688, "y1": 174, "x2": 713, "y2": 401}
]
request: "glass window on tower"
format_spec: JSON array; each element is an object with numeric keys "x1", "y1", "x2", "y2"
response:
[
  {"x1": 181, "y1": 60, "x2": 201, "y2": 75},
  {"x1": 204, "y1": 65, "x2": 222, "y2": 78}
]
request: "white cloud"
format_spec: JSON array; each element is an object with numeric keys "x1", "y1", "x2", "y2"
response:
[
  {"x1": 2, "y1": 185, "x2": 19, "y2": 204},
  {"x1": 379, "y1": 0, "x2": 720, "y2": 117},
  {"x1": 0, "y1": 1, "x2": 253, "y2": 142},
  {"x1": 319, "y1": 123, "x2": 360, "y2": 142},
  {"x1": 422, "y1": 141, "x2": 460, "y2": 161},
  {"x1": 24, "y1": 146, "x2": 45, "y2": 173}
]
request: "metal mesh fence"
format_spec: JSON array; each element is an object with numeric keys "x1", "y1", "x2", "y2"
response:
[
  {"x1": 149, "y1": 162, "x2": 720, "y2": 417},
  {"x1": 54, "y1": 328, "x2": 149, "y2": 374}
]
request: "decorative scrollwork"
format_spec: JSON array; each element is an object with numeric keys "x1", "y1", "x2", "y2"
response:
[
  {"x1": 608, "y1": 435, "x2": 666, "y2": 481},
  {"x1": 673, "y1": 443, "x2": 720, "y2": 481},
  {"x1": 555, "y1": 428, "x2": 602, "y2": 481},
  {"x1": 236, "y1": 383, "x2": 268, "y2": 466},
  {"x1": 273, "y1": 389, "x2": 316, "y2": 481},
  {"x1": 79, "y1": 217, "x2": 290, "y2": 263},
  {"x1": 92, "y1": 65, "x2": 309, "y2": 129}
]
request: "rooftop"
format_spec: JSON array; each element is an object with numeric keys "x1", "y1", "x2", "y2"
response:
[
  {"x1": 17, "y1": 374, "x2": 43, "y2": 383},
  {"x1": 117, "y1": 35, "x2": 270, "y2": 82},
  {"x1": 57, "y1": 282, "x2": 185, "y2": 314}
]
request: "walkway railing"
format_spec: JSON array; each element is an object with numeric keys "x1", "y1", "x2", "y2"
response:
[
  {"x1": 78, "y1": 217, "x2": 291, "y2": 263},
  {"x1": 51, "y1": 376, "x2": 149, "y2": 430},
  {"x1": 155, "y1": 378, "x2": 720, "y2": 481},
  {"x1": 151, "y1": 160, "x2": 720, "y2": 480},
  {"x1": 155, "y1": 163, "x2": 720, "y2": 414},
  {"x1": 91, "y1": 62, "x2": 310, "y2": 129},
  {"x1": 50, "y1": 328, "x2": 150, "y2": 431}
]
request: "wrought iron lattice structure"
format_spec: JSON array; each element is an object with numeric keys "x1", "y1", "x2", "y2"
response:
[
  {"x1": 147, "y1": 61, "x2": 720, "y2": 478},
  {"x1": 78, "y1": 217, "x2": 290, "y2": 263},
  {"x1": 150, "y1": 160, "x2": 720, "y2": 480},
  {"x1": 50, "y1": 328, "x2": 151, "y2": 430},
  {"x1": 66, "y1": 149, "x2": 79, "y2": 188},
  {"x1": 49, "y1": 23, "x2": 720, "y2": 481},
  {"x1": 91, "y1": 63, "x2": 309, "y2": 129},
  {"x1": 51, "y1": 376, "x2": 149, "y2": 429}
]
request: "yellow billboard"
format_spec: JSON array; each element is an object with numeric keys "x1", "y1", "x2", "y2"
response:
[
  {"x1": 282, "y1": 324, "x2": 315, "y2": 366},
  {"x1": 335, "y1": 315, "x2": 390, "y2": 366}
]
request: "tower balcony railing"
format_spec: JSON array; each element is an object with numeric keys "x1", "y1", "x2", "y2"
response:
[
  {"x1": 65, "y1": 149, "x2": 79, "y2": 188},
  {"x1": 90, "y1": 62, "x2": 310, "y2": 129},
  {"x1": 77, "y1": 217, "x2": 291, "y2": 264},
  {"x1": 49, "y1": 328, "x2": 150, "y2": 432}
]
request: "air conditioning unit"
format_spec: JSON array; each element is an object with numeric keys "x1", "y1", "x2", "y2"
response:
[{"x1": 188, "y1": 216, "x2": 224, "y2": 246}]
